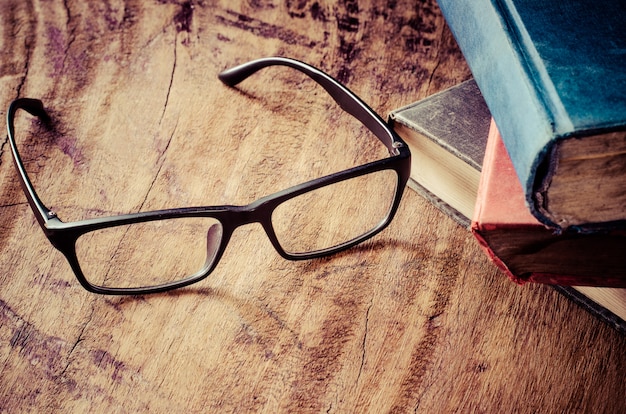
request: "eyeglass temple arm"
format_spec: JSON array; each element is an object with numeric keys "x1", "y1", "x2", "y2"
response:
[
  {"x1": 218, "y1": 57, "x2": 404, "y2": 155},
  {"x1": 7, "y1": 98, "x2": 56, "y2": 228}
]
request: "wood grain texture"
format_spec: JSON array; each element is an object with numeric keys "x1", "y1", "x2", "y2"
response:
[{"x1": 0, "y1": 1, "x2": 624, "y2": 413}]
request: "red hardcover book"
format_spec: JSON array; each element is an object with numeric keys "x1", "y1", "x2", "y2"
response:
[{"x1": 471, "y1": 120, "x2": 626, "y2": 287}]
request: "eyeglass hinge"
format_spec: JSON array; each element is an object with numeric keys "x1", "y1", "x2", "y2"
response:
[
  {"x1": 47, "y1": 211, "x2": 57, "y2": 218},
  {"x1": 391, "y1": 141, "x2": 404, "y2": 155}
]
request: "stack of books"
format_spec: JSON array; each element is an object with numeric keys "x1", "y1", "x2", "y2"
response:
[{"x1": 389, "y1": 0, "x2": 626, "y2": 332}]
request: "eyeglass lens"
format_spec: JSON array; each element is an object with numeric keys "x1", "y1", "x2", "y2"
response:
[
  {"x1": 75, "y1": 218, "x2": 223, "y2": 289},
  {"x1": 272, "y1": 169, "x2": 398, "y2": 254}
]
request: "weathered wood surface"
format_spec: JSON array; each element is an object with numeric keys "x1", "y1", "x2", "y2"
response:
[{"x1": 0, "y1": 1, "x2": 624, "y2": 412}]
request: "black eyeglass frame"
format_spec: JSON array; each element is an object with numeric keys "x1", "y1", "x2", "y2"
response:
[{"x1": 7, "y1": 57, "x2": 411, "y2": 295}]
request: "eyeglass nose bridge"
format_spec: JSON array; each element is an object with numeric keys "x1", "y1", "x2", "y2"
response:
[{"x1": 215, "y1": 199, "x2": 289, "y2": 259}]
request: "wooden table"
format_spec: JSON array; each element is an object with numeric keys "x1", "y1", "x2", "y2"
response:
[{"x1": 1, "y1": 1, "x2": 624, "y2": 412}]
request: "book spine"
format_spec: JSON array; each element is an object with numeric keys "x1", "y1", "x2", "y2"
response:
[
  {"x1": 470, "y1": 224, "x2": 525, "y2": 285},
  {"x1": 436, "y1": 0, "x2": 555, "y2": 226},
  {"x1": 470, "y1": 118, "x2": 516, "y2": 284}
]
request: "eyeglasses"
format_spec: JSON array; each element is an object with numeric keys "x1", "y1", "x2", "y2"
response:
[{"x1": 7, "y1": 57, "x2": 411, "y2": 295}]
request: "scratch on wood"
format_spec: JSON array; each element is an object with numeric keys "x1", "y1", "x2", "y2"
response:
[
  {"x1": 0, "y1": 136, "x2": 9, "y2": 169},
  {"x1": 60, "y1": 302, "x2": 94, "y2": 377},
  {"x1": 160, "y1": 41, "x2": 177, "y2": 125},
  {"x1": 9, "y1": 3, "x2": 36, "y2": 99},
  {"x1": 0, "y1": 202, "x2": 29, "y2": 209},
  {"x1": 424, "y1": 16, "x2": 446, "y2": 96},
  {"x1": 355, "y1": 299, "x2": 372, "y2": 385}
]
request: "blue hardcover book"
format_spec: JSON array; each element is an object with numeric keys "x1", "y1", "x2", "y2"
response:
[{"x1": 436, "y1": 0, "x2": 626, "y2": 231}]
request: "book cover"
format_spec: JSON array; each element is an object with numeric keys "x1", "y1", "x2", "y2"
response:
[
  {"x1": 436, "y1": 0, "x2": 626, "y2": 231},
  {"x1": 389, "y1": 83, "x2": 626, "y2": 333}
]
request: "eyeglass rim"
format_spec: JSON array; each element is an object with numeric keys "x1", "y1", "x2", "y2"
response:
[
  {"x1": 6, "y1": 57, "x2": 411, "y2": 295},
  {"x1": 57, "y1": 161, "x2": 407, "y2": 295}
]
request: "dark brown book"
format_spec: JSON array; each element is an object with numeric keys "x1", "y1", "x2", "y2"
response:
[{"x1": 389, "y1": 80, "x2": 489, "y2": 228}]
